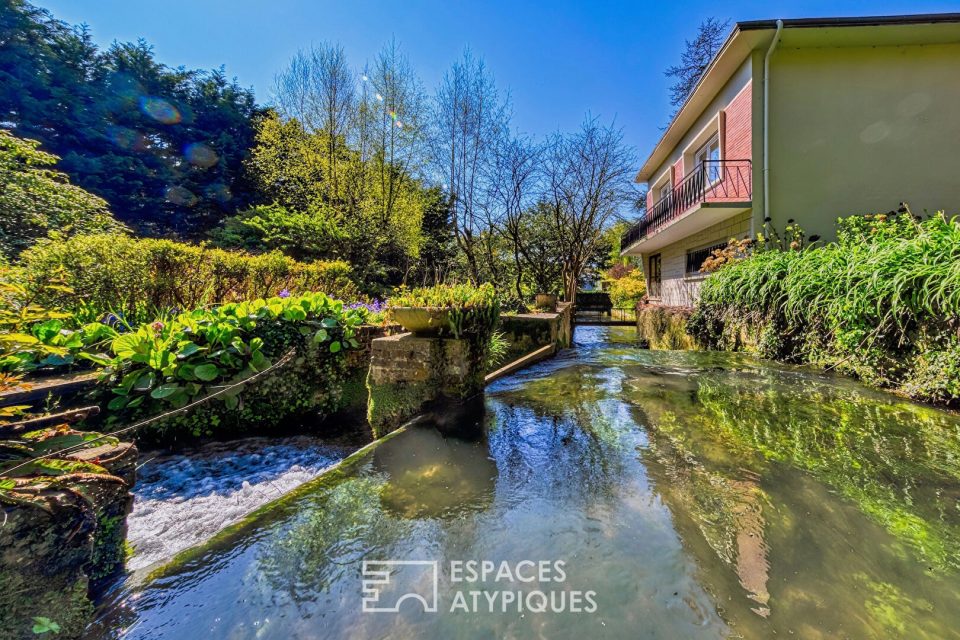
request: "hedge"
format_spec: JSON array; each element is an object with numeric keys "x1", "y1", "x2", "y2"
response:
[{"x1": 18, "y1": 233, "x2": 358, "y2": 326}]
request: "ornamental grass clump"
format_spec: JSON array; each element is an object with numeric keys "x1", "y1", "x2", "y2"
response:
[{"x1": 689, "y1": 208, "x2": 960, "y2": 406}]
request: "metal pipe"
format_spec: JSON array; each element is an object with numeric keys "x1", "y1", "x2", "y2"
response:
[{"x1": 763, "y1": 19, "x2": 784, "y2": 222}]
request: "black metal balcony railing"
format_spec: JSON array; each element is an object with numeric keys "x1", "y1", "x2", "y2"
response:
[{"x1": 622, "y1": 159, "x2": 752, "y2": 250}]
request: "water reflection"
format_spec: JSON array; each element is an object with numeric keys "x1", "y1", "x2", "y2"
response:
[
  {"x1": 619, "y1": 343, "x2": 960, "y2": 638},
  {"x1": 375, "y1": 427, "x2": 496, "y2": 519},
  {"x1": 86, "y1": 327, "x2": 960, "y2": 639}
]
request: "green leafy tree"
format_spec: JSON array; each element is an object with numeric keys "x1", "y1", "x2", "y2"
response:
[
  {"x1": 412, "y1": 187, "x2": 457, "y2": 285},
  {"x1": 227, "y1": 109, "x2": 427, "y2": 294},
  {"x1": 515, "y1": 202, "x2": 565, "y2": 295},
  {"x1": 211, "y1": 202, "x2": 345, "y2": 261},
  {"x1": 0, "y1": 130, "x2": 124, "y2": 257},
  {"x1": 0, "y1": 1, "x2": 258, "y2": 237}
]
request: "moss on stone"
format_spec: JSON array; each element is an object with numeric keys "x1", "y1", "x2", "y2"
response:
[
  {"x1": 366, "y1": 333, "x2": 488, "y2": 437},
  {"x1": 90, "y1": 511, "x2": 127, "y2": 582},
  {"x1": 0, "y1": 575, "x2": 92, "y2": 640},
  {"x1": 366, "y1": 374, "x2": 431, "y2": 438}
]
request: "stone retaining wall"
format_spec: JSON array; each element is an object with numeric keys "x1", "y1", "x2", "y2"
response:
[
  {"x1": 366, "y1": 334, "x2": 480, "y2": 438},
  {"x1": 499, "y1": 302, "x2": 573, "y2": 361}
]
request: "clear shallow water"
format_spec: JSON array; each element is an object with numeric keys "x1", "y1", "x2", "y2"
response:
[
  {"x1": 88, "y1": 326, "x2": 960, "y2": 639},
  {"x1": 127, "y1": 437, "x2": 352, "y2": 570}
]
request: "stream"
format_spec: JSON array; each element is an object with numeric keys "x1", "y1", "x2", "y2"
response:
[{"x1": 87, "y1": 326, "x2": 960, "y2": 638}]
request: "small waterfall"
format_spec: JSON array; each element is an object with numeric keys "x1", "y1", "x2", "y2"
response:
[{"x1": 126, "y1": 436, "x2": 350, "y2": 570}]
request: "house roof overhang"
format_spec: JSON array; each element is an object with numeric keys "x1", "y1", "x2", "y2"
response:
[{"x1": 635, "y1": 13, "x2": 960, "y2": 184}]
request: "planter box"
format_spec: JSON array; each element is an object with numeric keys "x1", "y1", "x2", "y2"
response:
[{"x1": 390, "y1": 307, "x2": 452, "y2": 337}]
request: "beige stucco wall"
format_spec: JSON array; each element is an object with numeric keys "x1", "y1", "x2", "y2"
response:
[
  {"x1": 768, "y1": 42, "x2": 960, "y2": 241},
  {"x1": 643, "y1": 210, "x2": 752, "y2": 307}
]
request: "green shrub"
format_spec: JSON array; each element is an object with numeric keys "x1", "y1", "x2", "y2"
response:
[
  {"x1": 604, "y1": 266, "x2": 646, "y2": 308},
  {"x1": 102, "y1": 292, "x2": 366, "y2": 441},
  {"x1": 19, "y1": 233, "x2": 358, "y2": 325},
  {"x1": 690, "y1": 211, "x2": 960, "y2": 405},
  {"x1": 0, "y1": 270, "x2": 115, "y2": 377},
  {"x1": 211, "y1": 202, "x2": 346, "y2": 261},
  {"x1": 0, "y1": 131, "x2": 125, "y2": 258}
]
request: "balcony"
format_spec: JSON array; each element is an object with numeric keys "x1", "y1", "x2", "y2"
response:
[{"x1": 622, "y1": 159, "x2": 752, "y2": 255}]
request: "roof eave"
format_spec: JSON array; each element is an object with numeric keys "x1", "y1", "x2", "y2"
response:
[
  {"x1": 635, "y1": 12, "x2": 960, "y2": 185},
  {"x1": 635, "y1": 25, "x2": 766, "y2": 183}
]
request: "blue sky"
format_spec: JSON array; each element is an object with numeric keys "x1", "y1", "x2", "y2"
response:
[{"x1": 38, "y1": 0, "x2": 960, "y2": 158}]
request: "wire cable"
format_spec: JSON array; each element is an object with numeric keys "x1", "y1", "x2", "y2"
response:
[{"x1": 1, "y1": 348, "x2": 297, "y2": 477}]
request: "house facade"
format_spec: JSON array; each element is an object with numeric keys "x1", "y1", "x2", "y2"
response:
[{"x1": 622, "y1": 14, "x2": 960, "y2": 307}]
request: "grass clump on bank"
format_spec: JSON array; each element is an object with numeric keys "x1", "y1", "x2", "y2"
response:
[{"x1": 688, "y1": 209, "x2": 960, "y2": 406}]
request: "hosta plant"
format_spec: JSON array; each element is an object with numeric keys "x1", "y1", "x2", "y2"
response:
[
  {"x1": 104, "y1": 292, "x2": 366, "y2": 415},
  {"x1": 0, "y1": 276, "x2": 116, "y2": 374}
]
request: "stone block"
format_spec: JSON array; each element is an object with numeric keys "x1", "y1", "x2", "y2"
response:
[{"x1": 367, "y1": 333, "x2": 483, "y2": 438}]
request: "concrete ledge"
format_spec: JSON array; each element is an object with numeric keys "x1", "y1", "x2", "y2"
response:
[
  {"x1": 484, "y1": 344, "x2": 556, "y2": 385},
  {"x1": 499, "y1": 302, "x2": 572, "y2": 361}
]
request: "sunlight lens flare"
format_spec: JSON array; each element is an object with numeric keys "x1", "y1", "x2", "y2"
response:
[
  {"x1": 165, "y1": 185, "x2": 198, "y2": 207},
  {"x1": 106, "y1": 124, "x2": 146, "y2": 151},
  {"x1": 184, "y1": 142, "x2": 219, "y2": 168},
  {"x1": 139, "y1": 96, "x2": 181, "y2": 124}
]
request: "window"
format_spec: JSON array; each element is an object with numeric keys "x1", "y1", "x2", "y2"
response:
[
  {"x1": 694, "y1": 135, "x2": 721, "y2": 183},
  {"x1": 686, "y1": 242, "x2": 727, "y2": 276},
  {"x1": 648, "y1": 254, "x2": 662, "y2": 298},
  {"x1": 657, "y1": 182, "x2": 672, "y2": 205}
]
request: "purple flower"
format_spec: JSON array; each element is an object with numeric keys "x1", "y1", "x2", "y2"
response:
[
  {"x1": 278, "y1": 288, "x2": 291, "y2": 298},
  {"x1": 347, "y1": 300, "x2": 384, "y2": 314}
]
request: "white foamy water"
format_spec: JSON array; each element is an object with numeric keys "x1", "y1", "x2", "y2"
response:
[{"x1": 127, "y1": 436, "x2": 351, "y2": 571}]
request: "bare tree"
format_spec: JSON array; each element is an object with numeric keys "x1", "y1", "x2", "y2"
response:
[
  {"x1": 543, "y1": 117, "x2": 637, "y2": 301},
  {"x1": 664, "y1": 17, "x2": 730, "y2": 111},
  {"x1": 489, "y1": 134, "x2": 543, "y2": 298},
  {"x1": 432, "y1": 49, "x2": 510, "y2": 282},
  {"x1": 359, "y1": 38, "x2": 427, "y2": 225},
  {"x1": 275, "y1": 43, "x2": 355, "y2": 200}
]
